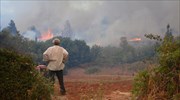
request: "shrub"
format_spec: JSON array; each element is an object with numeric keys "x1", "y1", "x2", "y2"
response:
[
  {"x1": 132, "y1": 70, "x2": 150, "y2": 99},
  {"x1": 0, "y1": 48, "x2": 53, "y2": 100},
  {"x1": 132, "y1": 35, "x2": 180, "y2": 99}
]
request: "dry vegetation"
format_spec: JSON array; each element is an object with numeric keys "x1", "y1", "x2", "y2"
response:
[{"x1": 132, "y1": 35, "x2": 180, "y2": 100}]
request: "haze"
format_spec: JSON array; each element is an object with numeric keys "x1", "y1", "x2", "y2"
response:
[{"x1": 1, "y1": 0, "x2": 179, "y2": 46}]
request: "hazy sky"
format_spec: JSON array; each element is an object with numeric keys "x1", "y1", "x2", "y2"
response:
[{"x1": 1, "y1": 0, "x2": 179, "y2": 46}]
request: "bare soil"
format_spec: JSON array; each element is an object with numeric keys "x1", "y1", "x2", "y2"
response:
[{"x1": 51, "y1": 68, "x2": 133, "y2": 100}]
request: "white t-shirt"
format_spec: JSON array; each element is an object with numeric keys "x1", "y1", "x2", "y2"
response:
[{"x1": 43, "y1": 45, "x2": 68, "y2": 70}]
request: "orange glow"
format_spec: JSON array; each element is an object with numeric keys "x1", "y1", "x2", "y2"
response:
[
  {"x1": 129, "y1": 38, "x2": 142, "y2": 42},
  {"x1": 39, "y1": 29, "x2": 53, "y2": 41}
]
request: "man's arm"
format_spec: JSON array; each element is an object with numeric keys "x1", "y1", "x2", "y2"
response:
[
  {"x1": 43, "y1": 48, "x2": 51, "y2": 61},
  {"x1": 62, "y1": 48, "x2": 68, "y2": 63}
]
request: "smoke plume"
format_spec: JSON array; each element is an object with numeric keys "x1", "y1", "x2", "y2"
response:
[{"x1": 1, "y1": 1, "x2": 179, "y2": 46}]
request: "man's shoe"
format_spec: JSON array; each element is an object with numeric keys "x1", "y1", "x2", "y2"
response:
[
  {"x1": 60, "y1": 91, "x2": 66, "y2": 95},
  {"x1": 60, "y1": 90, "x2": 66, "y2": 95}
]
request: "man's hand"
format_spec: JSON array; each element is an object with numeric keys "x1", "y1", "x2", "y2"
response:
[
  {"x1": 43, "y1": 54, "x2": 49, "y2": 61},
  {"x1": 62, "y1": 55, "x2": 68, "y2": 63},
  {"x1": 62, "y1": 58, "x2": 66, "y2": 63}
]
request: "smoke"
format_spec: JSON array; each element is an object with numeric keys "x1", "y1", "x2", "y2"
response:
[
  {"x1": 23, "y1": 31, "x2": 36, "y2": 40},
  {"x1": 1, "y1": 1, "x2": 179, "y2": 46}
]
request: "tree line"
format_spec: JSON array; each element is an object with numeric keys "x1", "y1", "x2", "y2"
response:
[
  {"x1": 0, "y1": 30, "x2": 158, "y2": 68},
  {"x1": 0, "y1": 20, "x2": 159, "y2": 69}
]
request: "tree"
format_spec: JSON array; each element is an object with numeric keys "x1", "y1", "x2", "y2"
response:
[
  {"x1": 4, "y1": 20, "x2": 18, "y2": 35},
  {"x1": 67, "y1": 39, "x2": 90, "y2": 67},
  {"x1": 30, "y1": 26, "x2": 41, "y2": 41},
  {"x1": 119, "y1": 37, "x2": 136, "y2": 63},
  {"x1": 119, "y1": 37, "x2": 128, "y2": 50},
  {"x1": 61, "y1": 20, "x2": 74, "y2": 39},
  {"x1": 165, "y1": 24, "x2": 173, "y2": 39},
  {"x1": 90, "y1": 45, "x2": 102, "y2": 62}
]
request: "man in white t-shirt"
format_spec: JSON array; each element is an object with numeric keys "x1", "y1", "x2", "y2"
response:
[{"x1": 43, "y1": 38, "x2": 68, "y2": 95}]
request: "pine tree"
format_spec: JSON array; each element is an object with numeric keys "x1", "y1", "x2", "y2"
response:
[
  {"x1": 61, "y1": 20, "x2": 74, "y2": 39},
  {"x1": 164, "y1": 24, "x2": 173, "y2": 40},
  {"x1": 29, "y1": 26, "x2": 41, "y2": 41},
  {"x1": 7, "y1": 20, "x2": 18, "y2": 35},
  {"x1": 119, "y1": 37, "x2": 129, "y2": 51}
]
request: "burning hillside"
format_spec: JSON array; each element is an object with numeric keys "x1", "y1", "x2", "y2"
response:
[
  {"x1": 39, "y1": 29, "x2": 53, "y2": 41},
  {"x1": 129, "y1": 38, "x2": 141, "y2": 42}
]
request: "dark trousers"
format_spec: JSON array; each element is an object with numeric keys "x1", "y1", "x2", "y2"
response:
[{"x1": 48, "y1": 70, "x2": 66, "y2": 92}]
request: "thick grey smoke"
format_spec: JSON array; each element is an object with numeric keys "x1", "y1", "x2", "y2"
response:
[{"x1": 1, "y1": 1, "x2": 179, "y2": 46}]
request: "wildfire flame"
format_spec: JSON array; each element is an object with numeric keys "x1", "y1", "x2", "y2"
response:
[
  {"x1": 39, "y1": 29, "x2": 53, "y2": 41},
  {"x1": 129, "y1": 38, "x2": 142, "y2": 42}
]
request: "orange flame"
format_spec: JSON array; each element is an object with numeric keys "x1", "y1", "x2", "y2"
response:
[
  {"x1": 129, "y1": 38, "x2": 142, "y2": 42},
  {"x1": 39, "y1": 29, "x2": 53, "y2": 41}
]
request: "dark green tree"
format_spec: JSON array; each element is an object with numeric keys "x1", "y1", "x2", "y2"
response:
[
  {"x1": 2, "y1": 20, "x2": 18, "y2": 35},
  {"x1": 119, "y1": 37, "x2": 128, "y2": 50},
  {"x1": 90, "y1": 45, "x2": 102, "y2": 62},
  {"x1": 165, "y1": 24, "x2": 173, "y2": 40}
]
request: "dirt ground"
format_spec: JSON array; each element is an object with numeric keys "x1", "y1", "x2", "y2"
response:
[{"x1": 51, "y1": 68, "x2": 133, "y2": 100}]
